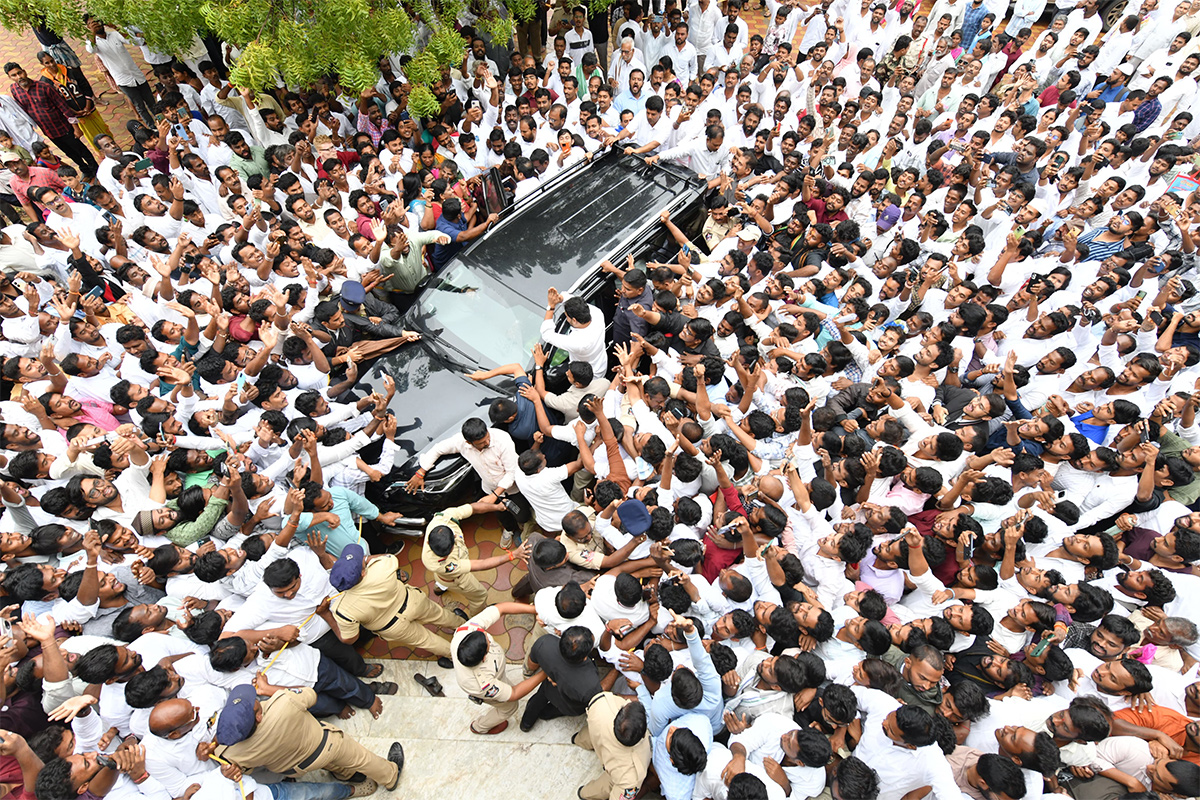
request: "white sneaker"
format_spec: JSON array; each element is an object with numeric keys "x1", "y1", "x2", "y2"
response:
[{"x1": 500, "y1": 530, "x2": 513, "y2": 548}]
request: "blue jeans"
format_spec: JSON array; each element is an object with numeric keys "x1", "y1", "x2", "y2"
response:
[{"x1": 268, "y1": 781, "x2": 352, "y2": 800}]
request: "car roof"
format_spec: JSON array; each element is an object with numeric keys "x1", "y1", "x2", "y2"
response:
[
  {"x1": 453, "y1": 152, "x2": 702, "y2": 304},
  {"x1": 362, "y1": 154, "x2": 701, "y2": 465}
]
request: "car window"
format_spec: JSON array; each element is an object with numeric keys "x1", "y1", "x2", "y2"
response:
[{"x1": 415, "y1": 262, "x2": 543, "y2": 366}]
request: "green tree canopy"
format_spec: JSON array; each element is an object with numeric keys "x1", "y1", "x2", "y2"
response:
[{"x1": 0, "y1": 0, "x2": 609, "y2": 118}]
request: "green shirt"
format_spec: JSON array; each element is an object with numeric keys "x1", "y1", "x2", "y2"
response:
[
  {"x1": 377, "y1": 229, "x2": 444, "y2": 293},
  {"x1": 165, "y1": 495, "x2": 229, "y2": 546},
  {"x1": 1160, "y1": 430, "x2": 1200, "y2": 506},
  {"x1": 229, "y1": 145, "x2": 270, "y2": 183}
]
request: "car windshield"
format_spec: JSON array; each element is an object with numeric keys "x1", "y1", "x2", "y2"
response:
[{"x1": 411, "y1": 261, "x2": 543, "y2": 366}]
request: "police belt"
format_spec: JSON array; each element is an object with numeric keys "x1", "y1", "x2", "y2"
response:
[
  {"x1": 377, "y1": 587, "x2": 414, "y2": 634},
  {"x1": 293, "y1": 729, "x2": 330, "y2": 772}
]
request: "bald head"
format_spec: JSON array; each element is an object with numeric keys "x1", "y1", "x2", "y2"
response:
[
  {"x1": 759, "y1": 475, "x2": 784, "y2": 502},
  {"x1": 149, "y1": 697, "x2": 194, "y2": 739}
]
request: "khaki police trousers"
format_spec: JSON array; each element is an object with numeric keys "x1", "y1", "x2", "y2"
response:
[
  {"x1": 382, "y1": 591, "x2": 462, "y2": 658},
  {"x1": 470, "y1": 697, "x2": 519, "y2": 733},
  {"x1": 444, "y1": 571, "x2": 489, "y2": 616},
  {"x1": 574, "y1": 726, "x2": 637, "y2": 800},
  {"x1": 310, "y1": 728, "x2": 399, "y2": 787}
]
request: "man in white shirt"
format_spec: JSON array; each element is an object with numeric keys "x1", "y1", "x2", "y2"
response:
[
  {"x1": 412, "y1": 418, "x2": 519, "y2": 499},
  {"x1": 687, "y1": 0, "x2": 724, "y2": 72},
  {"x1": 647, "y1": 123, "x2": 731, "y2": 178},
  {"x1": 664, "y1": 23, "x2": 700, "y2": 86},
  {"x1": 83, "y1": 18, "x2": 155, "y2": 126},
  {"x1": 540, "y1": 290, "x2": 607, "y2": 377},
  {"x1": 852, "y1": 686, "x2": 965, "y2": 800},
  {"x1": 611, "y1": 37, "x2": 649, "y2": 96},
  {"x1": 708, "y1": 25, "x2": 746, "y2": 72},
  {"x1": 611, "y1": 95, "x2": 672, "y2": 154},
  {"x1": 513, "y1": 448, "x2": 586, "y2": 532},
  {"x1": 564, "y1": 7, "x2": 597, "y2": 60}
]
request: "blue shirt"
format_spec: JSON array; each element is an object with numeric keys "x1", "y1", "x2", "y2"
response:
[
  {"x1": 652, "y1": 712, "x2": 713, "y2": 800},
  {"x1": 985, "y1": 397, "x2": 1046, "y2": 455},
  {"x1": 507, "y1": 376, "x2": 539, "y2": 442},
  {"x1": 961, "y1": 2, "x2": 989, "y2": 51},
  {"x1": 613, "y1": 90, "x2": 647, "y2": 115},
  {"x1": 1071, "y1": 411, "x2": 1109, "y2": 444},
  {"x1": 636, "y1": 628, "x2": 723, "y2": 735},
  {"x1": 431, "y1": 214, "x2": 468, "y2": 270},
  {"x1": 1090, "y1": 81, "x2": 1129, "y2": 105},
  {"x1": 297, "y1": 487, "x2": 380, "y2": 557}
]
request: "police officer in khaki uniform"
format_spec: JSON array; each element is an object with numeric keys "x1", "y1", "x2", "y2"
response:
[
  {"x1": 318, "y1": 544, "x2": 466, "y2": 667},
  {"x1": 422, "y1": 503, "x2": 530, "y2": 615},
  {"x1": 451, "y1": 602, "x2": 548, "y2": 735},
  {"x1": 574, "y1": 692, "x2": 652, "y2": 800},
  {"x1": 208, "y1": 682, "x2": 405, "y2": 791},
  {"x1": 560, "y1": 507, "x2": 646, "y2": 570}
]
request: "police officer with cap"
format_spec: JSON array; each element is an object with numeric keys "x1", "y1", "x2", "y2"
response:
[
  {"x1": 338, "y1": 280, "x2": 410, "y2": 340},
  {"x1": 422, "y1": 503, "x2": 531, "y2": 616},
  {"x1": 574, "y1": 692, "x2": 652, "y2": 800},
  {"x1": 316, "y1": 543, "x2": 467, "y2": 668},
  {"x1": 206, "y1": 682, "x2": 405, "y2": 794},
  {"x1": 451, "y1": 602, "x2": 548, "y2": 735}
]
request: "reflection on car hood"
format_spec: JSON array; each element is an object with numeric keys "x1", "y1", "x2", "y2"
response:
[{"x1": 358, "y1": 340, "x2": 504, "y2": 465}]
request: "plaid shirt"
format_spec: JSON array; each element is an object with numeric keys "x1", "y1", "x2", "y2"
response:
[
  {"x1": 355, "y1": 108, "x2": 393, "y2": 148},
  {"x1": 961, "y1": 1, "x2": 989, "y2": 51},
  {"x1": 1133, "y1": 96, "x2": 1161, "y2": 132},
  {"x1": 10, "y1": 80, "x2": 75, "y2": 139}
]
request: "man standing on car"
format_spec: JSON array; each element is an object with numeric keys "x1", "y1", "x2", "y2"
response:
[{"x1": 376, "y1": 222, "x2": 452, "y2": 311}]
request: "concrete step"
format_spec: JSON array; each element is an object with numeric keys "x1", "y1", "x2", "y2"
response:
[{"x1": 306, "y1": 660, "x2": 670, "y2": 799}]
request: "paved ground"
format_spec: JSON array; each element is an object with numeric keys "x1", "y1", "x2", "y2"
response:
[{"x1": 0, "y1": 29, "x2": 151, "y2": 157}]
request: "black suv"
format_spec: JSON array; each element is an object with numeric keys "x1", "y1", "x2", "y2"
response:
[{"x1": 357, "y1": 151, "x2": 706, "y2": 528}]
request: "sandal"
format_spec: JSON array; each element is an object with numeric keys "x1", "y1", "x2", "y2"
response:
[
  {"x1": 348, "y1": 780, "x2": 378, "y2": 797},
  {"x1": 414, "y1": 673, "x2": 445, "y2": 697},
  {"x1": 362, "y1": 663, "x2": 384, "y2": 679},
  {"x1": 369, "y1": 681, "x2": 399, "y2": 695}
]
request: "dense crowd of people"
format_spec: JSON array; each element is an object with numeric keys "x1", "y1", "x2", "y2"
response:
[{"x1": 2, "y1": 0, "x2": 1200, "y2": 798}]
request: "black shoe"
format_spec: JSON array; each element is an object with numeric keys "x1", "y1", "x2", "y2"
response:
[
  {"x1": 452, "y1": 608, "x2": 469, "y2": 621},
  {"x1": 437, "y1": 656, "x2": 453, "y2": 669},
  {"x1": 346, "y1": 773, "x2": 368, "y2": 784},
  {"x1": 519, "y1": 706, "x2": 538, "y2": 733},
  {"x1": 385, "y1": 743, "x2": 404, "y2": 790}
]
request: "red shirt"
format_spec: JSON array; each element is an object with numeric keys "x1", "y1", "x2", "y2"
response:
[
  {"x1": 805, "y1": 196, "x2": 850, "y2": 225},
  {"x1": 700, "y1": 538, "x2": 742, "y2": 584},
  {"x1": 10, "y1": 166, "x2": 65, "y2": 209}
]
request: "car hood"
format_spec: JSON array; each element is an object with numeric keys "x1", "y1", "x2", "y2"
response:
[{"x1": 357, "y1": 339, "x2": 509, "y2": 466}]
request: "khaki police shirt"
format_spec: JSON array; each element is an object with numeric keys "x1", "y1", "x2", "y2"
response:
[
  {"x1": 330, "y1": 554, "x2": 409, "y2": 639},
  {"x1": 214, "y1": 687, "x2": 329, "y2": 773},
  {"x1": 421, "y1": 503, "x2": 473, "y2": 583},
  {"x1": 587, "y1": 692, "x2": 651, "y2": 800},
  {"x1": 450, "y1": 606, "x2": 514, "y2": 702},
  {"x1": 556, "y1": 527, "x2": 604, "y2": 573}
]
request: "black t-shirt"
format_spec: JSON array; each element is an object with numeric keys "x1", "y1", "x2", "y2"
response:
[
  {"x1": 673, "y1": 336, "x2": 720, "y2": 359},
  {"x1": 652, "y1": 310, "x2": 687, "y2": 340},
  {"x1": 530, "y1": 633, "x2": 602, "y2": 715}
]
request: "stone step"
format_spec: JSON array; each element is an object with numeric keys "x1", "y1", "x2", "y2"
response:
[{"x1": 309, "y1": 660, "x2": 673, "y2": 799}]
